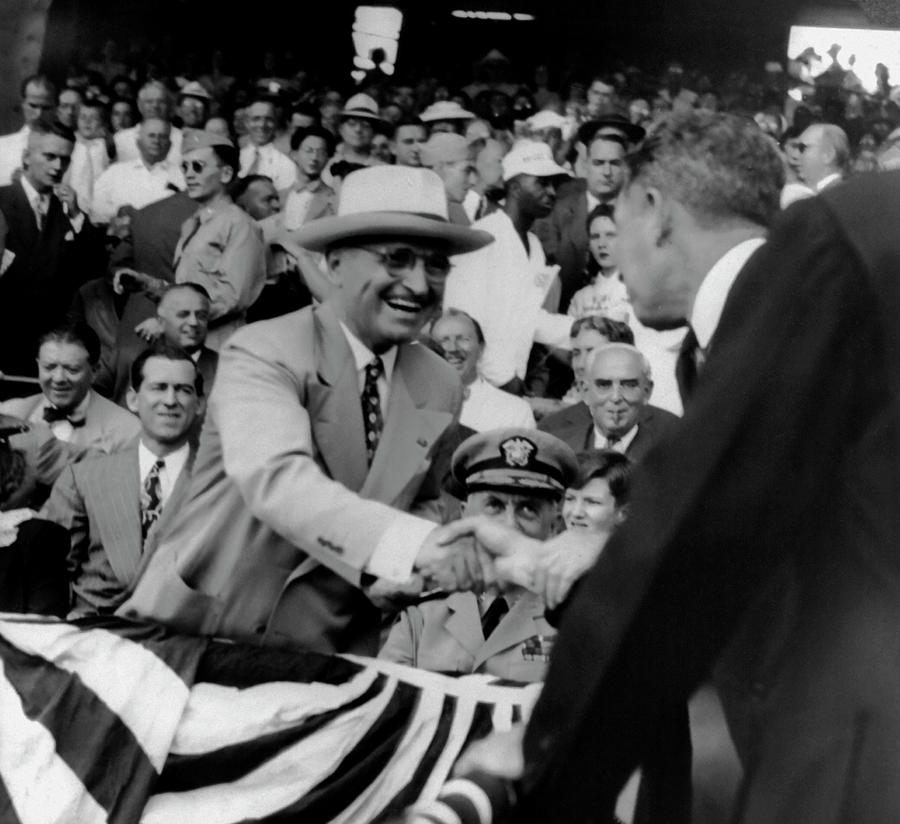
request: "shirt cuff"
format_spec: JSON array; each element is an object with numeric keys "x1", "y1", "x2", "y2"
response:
[
  {"x1": 365, "y1": 516, "x2": 436, "y2": 582},
  {"x1": 69, "y1": 212, "x2": 85, "y2": 233}
]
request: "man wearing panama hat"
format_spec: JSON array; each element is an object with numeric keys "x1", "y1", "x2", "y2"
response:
[{"x1": 120, "y1": 165, "x2": 497, "y2": 656}]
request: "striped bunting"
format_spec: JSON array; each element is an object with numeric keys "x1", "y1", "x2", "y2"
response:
[{"x1": 0, "y1": 614, "x2": 541, "y2": 824}]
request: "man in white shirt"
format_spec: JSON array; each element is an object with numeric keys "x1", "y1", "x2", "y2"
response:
[
  {"x1": 431, "y1": 308, "x2": 536, "y2": 432},
  {"x1": 238, "y1": 99, "x2": 297, "y2": 191},
  {"x1": 796, "y1": 122, "x2": 849, "y2": 192},
  {"x1": 113, "y1": 81, "x2": 182, "y2": 164},
  {"x1": 444, "y1": 141, "x2": 574, "y2": 394},
  {"x1": 0, "y1": 75, "x2": 57, "y2": 185},
  {"x1": 42, "y1": 343, "x2": 203, "y2": 616},
  {"x1": 91, "y1": 117, "x2": 184, "y2": 224}
]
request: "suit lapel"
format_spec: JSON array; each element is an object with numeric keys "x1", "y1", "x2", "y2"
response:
[
  {"x1": 86, "y1": 446, "x2": 142, "y2": 585},
  {"x1": 10, "y1": 180, "x2": 39, "y2": 250},
  {"x1": 473, "y1": 592, "x2": 545, "y2": 670},
  {"x1": 143, "y1": 447, "x2": 196, "y2": 559},
  {"x1": 360, "y1": 345, "x2": 454, "y2": 505},
  {"x1": 306, "y1": 303, "x2": 369, "y2": 492},
  {"x1": 444, "y1": 592, "x2": 485, "y2": 658}
]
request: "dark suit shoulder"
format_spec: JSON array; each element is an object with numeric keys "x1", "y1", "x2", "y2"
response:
[
  {"x1": 642, "y1": 404, "x2": 680, "y2": 427},
  {"x1": 539, "y1": 401, "x2": 591, "y2": 433}
]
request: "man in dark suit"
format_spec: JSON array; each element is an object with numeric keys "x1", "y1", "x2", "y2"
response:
[
  {"x1": 0, "y1": 121, "x2": 103, "y2": 376},
  {"x1": 540, "y1": 343, "x2": 678, "y2": 462},
  {"x1": 533, "y1": 133, "x2": 629, "y2": 312},
  {"x1": 450, "y1": 111, "x2": 900, "y2": 824},
  {"x1": 119, "y1": 166, "x2": 496, "y2": 656},
  {"x1": 42, "y1": 343, "x2": 203, "y2": 616}
]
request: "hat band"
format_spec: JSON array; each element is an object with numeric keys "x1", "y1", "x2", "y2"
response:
[
  {"x1": 465, "y1": 460, "x2": 566, "y2": 492},
  {"x1": 339, "y1": 210, "x2": 451, "y2": 225}
]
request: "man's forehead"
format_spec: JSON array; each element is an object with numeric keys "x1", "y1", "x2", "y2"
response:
[
  {"x1": 142, "y1": 357, "x2": 197, "y2": 381},
  {"x1": 183, "y1": 146, "x2": 217, "y2": 163},
  {"x1": 160, "y1": 290, "x2": 208, "y2": 312},
  {"x1": 433, "y1": 314, "x2": 475, "y2": 336},
  {"x1": 590, "y1": 349, "x2": 642, "y2": 376}
]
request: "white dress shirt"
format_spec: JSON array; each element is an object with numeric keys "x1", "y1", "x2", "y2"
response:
[
  {"x1": 239, "y1": 142, "x2": 297, "y2": 191},
  {"x1": 445, "y1": 210, "x2": 573, "y2": 386},
  {"x1": 815, "y1": 172, "x2": 843, "y2": 193},
  {"x1": 0, "y1": 126, "x2": 29, "y2": 186},
  {"x1": 338, "y1": 322, "x2": 398, "y2": 415},
  {"x1": 690, "y1": 237, "x2": 767, "y2": 350},
  {"x1": 19, "y1": 174, "x2": 85, "y2": 234},
  {"x1": 593, "y1": 422, "x2": 638, "y2": 452},
  {"x1": 138, "y1": 440, "x2": 190, "y2": 508},
  {"x1": 91, "y1": 158, "x2": 185, "y2": 224}
]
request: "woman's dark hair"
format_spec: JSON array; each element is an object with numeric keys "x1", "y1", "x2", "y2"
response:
[
  {"x1": 569, "y1": 449, "x2": 633, "y2": 507},
  {"x1": 585, "y1": 202, "x2": 616, "y2": 279}
]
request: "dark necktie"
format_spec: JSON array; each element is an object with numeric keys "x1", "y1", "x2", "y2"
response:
[
  {"x1": 481, "y1": 596, "x2": 509, "y2": 639},
  {"x1": 140, "y1": 459, "x2": 165, "y2": 545},
  {"x1": 174, "y1": 214, "x2": 203, "y2": 270},
  {"x1": 675, "y1": 326, "x2": 705, "y2": 403},
  {"x1": 361, "y1": 357, "x2": 384, "y2": 466},
  {"x1": 42, "y1": 406, "x2": 86, "y2": 427}
]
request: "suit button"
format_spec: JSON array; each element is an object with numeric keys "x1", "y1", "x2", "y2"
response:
[
  {"x1": 417, "y1": 437, "x2": 428, "y2": 448},
  {"x1": 254, "y1": 624, "x2": 266, "y2": 636}
]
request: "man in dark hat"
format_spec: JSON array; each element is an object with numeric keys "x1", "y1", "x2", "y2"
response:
[
  {"x1": 120, "y1": 165, "x2": 497, "y2": 656},
  {"x1": 380, "y1": 427, "x2": 577, "y2": 681}
]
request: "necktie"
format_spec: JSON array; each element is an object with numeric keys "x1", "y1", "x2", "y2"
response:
[
  {"x1": 36, "y1": 195, "x2": 50, "y2": 230},
  {"x1": 361, "y1": 357, "x2": 384, "y2": 466},
  {"x1": 481, "y1": 596, "x2": 509, "y2": 639},
  {"x1": 245, "y1": 147, "x2": 261, "y2": 176},
  {"x1": 140, "y1": 459, "x2": 165, "y2": 544},
  {"x1": 42, "y1": 406, "x2": 85, "y2": 427},
  {"x1": 174, "y1": 214, "x2": 203, "y2": 270},
  {"x1": 675, "y1": 325, "x2": 705, "y2": 403}
]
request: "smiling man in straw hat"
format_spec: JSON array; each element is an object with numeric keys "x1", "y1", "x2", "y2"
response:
[{"x1": 119, "y1": 165, "x2": 496, "y2": 656}]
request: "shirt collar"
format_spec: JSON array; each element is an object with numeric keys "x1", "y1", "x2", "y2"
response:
[
  {"x1": 690, "y1": 237, "x2": 766, "y2": 350},
  {"x1": 42, "y1": 389, "x2": 91, "y2": 420},
  {"x1": 290, "y1": 176, "x2": 325, "y2": 195},
  {"x1": 816, "y1": 172, "x2": 842, "y2": 192},
  {"x1": 594, "y1": 421, "x2": 639, "y2": 451},
  {"x1": 338, "y1": 321, "x2": 397, "y2": 384},
  {"x1": 138, "y1": 439, "x2": 191, "y2": 481},
  {"x1": 19, "y1": 174, "x2": 46, "y2": 211}
]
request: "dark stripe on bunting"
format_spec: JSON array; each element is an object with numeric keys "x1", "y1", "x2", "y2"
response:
[
  {"x1": 374, "y1": 693, "x2": 459, "y2": 822},
  {"x1": 0, "y1": 631, "x2": 157, "y2": 824},
  {"x1": 195, "y1": 639, "x2": 366, "y2": 689},
  {"x1": 156, "y1": 674, "x2": 390, "y2": 794},
  {"x1": 241, "y1": 681, "x2": 422, "y2": 823},
  {"x1": 0, "y1": 772, "x2": 25, "y2": 824}
]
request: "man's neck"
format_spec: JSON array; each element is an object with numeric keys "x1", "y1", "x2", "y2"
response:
[
  {"x1": 195, "y1": 191, "x2": 231, "y2": 211},
  {"x1": 504, "y1": 200, "x2": 534, "y2": 246},
  {"x1": 23, "y1": 174, "x2": 51, "y2": 196},
  {"x1": 295, "y1": 170, "x2": 319, "y2": 188}
]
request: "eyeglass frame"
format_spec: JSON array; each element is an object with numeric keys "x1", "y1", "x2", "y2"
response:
[{"x1": 355, "y1": 244, "x2": 453, "y2": 278}]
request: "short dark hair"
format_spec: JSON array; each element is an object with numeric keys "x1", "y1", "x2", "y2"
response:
[
  {"x1": 433, "y1": 308, "x2": 485, "y2": 346},
  {"x1": 129, "y1": 342, "x2": 204, "y2": 395},
  {"x1": 289, "y1": 124, "x2": 336, "y2": 155},
  {"x1": 625, "y1": 111, "x2": 784, "y2": 229},
  {"x1": 392, "y1": 116, "x2": 426, "y2": 139},
  {"x1": 211, "y1": 144, "x2": 240, "y2": 177},
  {"x1": 290, "y1": 101, "x2": 320, "y2": 122},
  {"x1": 586, "y1": 202, "x2": 615, "y2": 230},
  {"x1": 31, "y1": 119, "x2": 77, "y2": 144},
  {"x1": 570, "y1": 449, "x2": 633, "y2": 506},
  {"x1": 570, "y1": 315, "x2": 635, "y2": 345},
  {"x1": 38, "y1": 322, "x2": 101, "y2": 365},
  {"x1": 229, "y1": 173, "x2": 275, "y2": 201}
]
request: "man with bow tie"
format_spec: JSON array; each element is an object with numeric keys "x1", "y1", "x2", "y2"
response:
[
  {"x1": 0, "y1": 121, "x2": 104, "y2": 377},
  {"x1": 0, "y1": 323, "x2": 139, "y2": 455}
]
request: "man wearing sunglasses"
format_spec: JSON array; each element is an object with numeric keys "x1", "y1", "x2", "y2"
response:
[
  {"x1": 796, "y1": 122, "x2": 850, "y2": 193},
  {"x1": 120, "y1": 165, "x2": 498, "y2": 657}
]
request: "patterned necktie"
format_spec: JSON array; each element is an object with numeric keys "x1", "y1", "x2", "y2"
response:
[
  {"x1": 675, "y1": 325, "x2": 705, "y2": 403},
  {"x1": 245, "y1": 146, "x2": 261, "y2": 176},
  {"x1": 42, "y1": 406, "x2": 85, "y2": 427},
  {"x1": 361, "y1": 357, "x2": 384, "y2": 466},
  {"x1": 481, "y1": 596, "x2": 509, "y2": 639},
  {"x1": 140, "y1": 459, "x2": 165, "y2": 545}
]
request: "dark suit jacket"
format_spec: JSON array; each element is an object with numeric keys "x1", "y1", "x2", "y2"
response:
[
  {"x1": 517, "y1": 173, "x2": 900, "y2": 824},
  {"x1": 42, "y1": 441, "x2": 195, "y2": 615},
  {"x1": 119, "y1": 301, "x2": 462, "y2": 655},
  {"x1": 538, "y1": 400, "x2": 679, "y2": 463},
  {"x1": 109, "y1": 192, "x2": 198, "y2": 360},
  {"x1": 0, "y1": 179, "x2": 103, "y2": 375},
  {"x1": 533, "y1": 178, "x2": 590, "y2": 313}
]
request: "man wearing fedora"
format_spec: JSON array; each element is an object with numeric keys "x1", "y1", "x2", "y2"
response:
[{"x1": 119, "y1": 165, "x2": 496, "y2": 656}]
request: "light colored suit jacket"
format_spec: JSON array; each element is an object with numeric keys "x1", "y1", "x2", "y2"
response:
[
  {"x1": 380, "y1": 591, "x2": 555, "y2": 682},
  {"x1": 119, "y1": 301, "x2": 462, "y2": 654},
  {"x1": 0, "y1": 392, "x2": 140, "y2": 455},
  {"x1": 41, "y1": 441, "x2": 195, "y2": 615}
]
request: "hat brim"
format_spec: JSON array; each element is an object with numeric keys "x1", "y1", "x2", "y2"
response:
[
  {"x1": 292, "y1": 213, "x2": 494, "y2": 254},
  {"x1": 421, "y1": 112, "x2": 475, "y2": 122},
  {"x1": 504, "y1": 161, "x2": 571, "y2": 181},
  {"x1": 340, "y1": 109, "x2": 385, "y2": 123},
  {"x1": 578, "y1": 119, "x2": 646, "y2": 145}
]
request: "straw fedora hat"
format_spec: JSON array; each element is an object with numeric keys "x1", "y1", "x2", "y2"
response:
[{"x1": 293, "y1": 166, "x2": 494, "y2": 254}]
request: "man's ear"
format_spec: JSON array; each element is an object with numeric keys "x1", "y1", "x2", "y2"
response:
[
  {"x1": 221, "y1": 165, "x2": 235, "y2": 185},
  {"x1": 615, "y1": 503, "x2": 628, "y2": 524},
  {"x1": 125, "y1": 386, "x2": 139, "y2": 415},
  {"x1": 324, "y1": 248, "x2": 343, "y2": 287},
  {"x1": 645, "y1": 186, "x2": 672, "y2": 246}
]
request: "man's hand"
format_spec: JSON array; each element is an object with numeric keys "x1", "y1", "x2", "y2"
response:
[
  {"x1": 437, "y1": 516, "x2": 541, "y2": 591},
  {"x1": 364, "y1": 574, "x2": 426, "y2": 612},
  {"x1": 134, "y1": 317, "x2": 164, "y2": 343},
  {"x1": 533, "y1": 529, "x2": 607, "y2": 609},
  {"x1": 415, "y1": 526, "x2": 487, "y2": 594},
  {"x1": 54, "y1": 183, "x2": 80, "y2": 217},
  {"x1": 453, "y1": 723, "x2": 526, "y2": 779}
]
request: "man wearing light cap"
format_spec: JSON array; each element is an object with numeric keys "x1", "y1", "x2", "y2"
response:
[
  {"x1": 420, "y1": 100, "x2": 477, "y2": 136},
  {"x1": 115, "y1": 129, "x2": 266, "y2": 350},
  {"x1": 444, "y1": 141, "x2": 575, "y2": 394},
  {"x1": 380, "y1": 427, "x2": 576, "y2": 680},
  {"x1": 177, "y1": 82, "x2": 212, "y2": 130},
  {"x1": 421, "y1": 132, "x2": 476, "y2": 226},
  {"x1": 120, "y1": 165, "x2": 498, "y2": 657},
  {"x1": 334, "y1": 93, "x2": 384, "y2": 167}
]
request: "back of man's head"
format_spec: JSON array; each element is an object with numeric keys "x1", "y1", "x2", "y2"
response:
[{"x1": 626, "y1": 111, "x2": 784, "y2": 229}]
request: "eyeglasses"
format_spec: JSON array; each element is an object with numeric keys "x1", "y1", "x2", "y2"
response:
[
  {"x1": 358, "y1": 245, "x2": 452, "y2": 277},
  {"x1": 795, "y1": 142, "x2": 814, "y2": 154},
  {"x1": 181, "y1": 159, "x2": 208, "y2": 174}
]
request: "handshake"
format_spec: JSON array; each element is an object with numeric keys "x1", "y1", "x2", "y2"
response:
[{"x1": 398, "y1": 517, "x2": 608, "y2": 609}]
